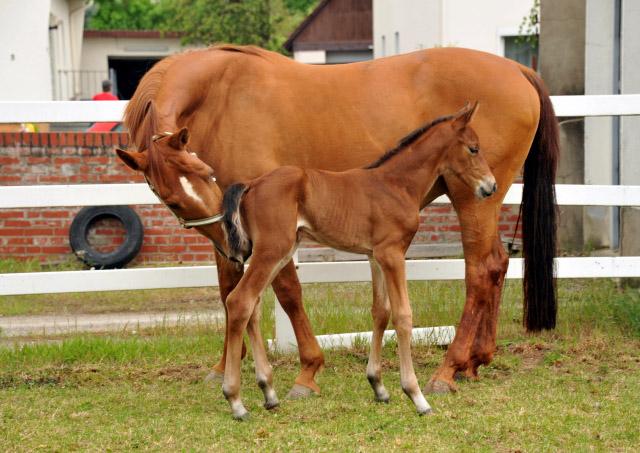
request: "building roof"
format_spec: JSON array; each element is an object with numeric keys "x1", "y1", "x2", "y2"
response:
[{"x1": 283, "y1": 0, "x2": 372, "y2": 53}]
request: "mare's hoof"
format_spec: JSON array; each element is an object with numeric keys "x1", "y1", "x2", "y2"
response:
[
  {"x1": 423, "y1": 378, "x2": 456, "y2": 395},
  {"x1": 286, "y1": 384, "x2": 319, "y2": 399},
  {"x1": 204, "y1": 370, "x2": 224, "y2": 383},
  {"x1": 454, "y1": 370, "x2": 479, "y2": 381}
]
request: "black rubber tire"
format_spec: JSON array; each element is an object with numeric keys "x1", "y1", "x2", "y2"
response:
[{"x1": 69, "y1": 206, "x2": 144, "y2": 269}]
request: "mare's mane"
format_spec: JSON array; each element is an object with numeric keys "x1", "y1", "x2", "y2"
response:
[
  {"x1": 363, "y1": 111, "x2": 460, "y2": 170},
  {"x1": 123, "y1": 45, "x2": 269, "y2": 153}
]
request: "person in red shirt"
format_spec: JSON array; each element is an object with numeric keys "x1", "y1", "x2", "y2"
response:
[
  {"x1": 89, "y1": 80, "x2": 120, "y2": 131},
  {"x1": 92, "y1": 80, "x2": 119, "y2": 101}
]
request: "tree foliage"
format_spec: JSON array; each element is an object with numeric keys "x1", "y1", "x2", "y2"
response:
[
  {"x1": 282, "y1": 0, "x2": 319, "y2": 14},
  {"x1": 84, "y1": 0, "x2": 171, "y2": 31},
  {"x1": 162, "y1": 0, "x2": 271, "y2": 48},
  {"x1": 84, "y1": 0, "x2": 320, "y2": 52}
]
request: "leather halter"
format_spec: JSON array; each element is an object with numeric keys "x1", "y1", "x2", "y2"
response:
[{"x1": 146, "y1": 132, "x2": 224, "y2": 229}]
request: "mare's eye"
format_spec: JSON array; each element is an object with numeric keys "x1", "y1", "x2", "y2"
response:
[
  {"x1": 469, "y1": 146, "x2": 479, "y2": 154},
  {"x1": 210, "y1": 170, "x2": 216, "y2": 182},
  {"x1": 167, "y1": 202, "x2": 181, "y2": 211}
]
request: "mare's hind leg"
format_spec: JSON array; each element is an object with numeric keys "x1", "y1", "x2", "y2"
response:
[
  {"x1": 424, "y1": 198, "x2": 508, "y2": 394},
  {"x1": 245, "y1": 301, "x2": 279, "y2": 410},
  {"x1": 374, "y1": 248, "x2": 432, "y2": 415},
  {"x1": 207, "y1": 253, "x2": 246, "y2": 382},
  {"x1": 271, "y1": 261, "x2": 325, "y2": 399},
  {"x1": 366, "y1": 259, "x2": 391, "y2": 403}
]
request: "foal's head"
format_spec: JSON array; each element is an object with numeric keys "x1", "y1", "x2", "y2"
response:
[
  {"x1": 435, "y1": 102, "x2": 497, "y2": 199},
  {"x1": 116, "y1": 127, "x2": 224, "y2": 227}
]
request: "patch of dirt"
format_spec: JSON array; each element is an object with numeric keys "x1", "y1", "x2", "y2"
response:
[
  {"x1": 505, "y1": 341, "x2": 553, "y2": 370},
  {"x1": 153, "y1": 363, "x2": 209, "y2": 383}
]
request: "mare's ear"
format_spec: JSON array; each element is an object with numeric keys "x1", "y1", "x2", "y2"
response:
[
  {"x1": 168, "y1": 127, "x2": 190, "y2": 150},
  {"x1": 452, "y1": 101, "x2": 479, "y2": 130},
  {"x1": 116, "y1": 148, "x2": 148, "y2": 172}
]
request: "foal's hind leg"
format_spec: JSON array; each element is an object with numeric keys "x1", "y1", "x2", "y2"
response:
[
  {"x1": 366, "y1": 259, "x2": 391, "y2": 403},
  {"x1": 207, "y1": 254, "x2": 246, "y2": 382},
  {"x1": 424, "y1": 200, "x2": 508, "y2": 395},
  {"x1": 245, "y1": 301, "x2": 279, "y2": 410},
  {"x1": 222, "y1": 253, "x2": 289, "y2": 420}
]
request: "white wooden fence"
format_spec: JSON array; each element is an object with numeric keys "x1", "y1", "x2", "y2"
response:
[{"x1": 1, "y1": 95, "x2": 640, "y2": 350}]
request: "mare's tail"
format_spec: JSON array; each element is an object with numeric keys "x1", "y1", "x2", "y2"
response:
[
  {"x1": 222, "y1": 184, "x2": 252, "y2": 263},
  {"x1": 520, "y1": 68, "x2": 560, "y2": 331}
]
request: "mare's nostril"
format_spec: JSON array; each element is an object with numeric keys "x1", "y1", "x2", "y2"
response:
[{"x1": 493, "y1": 183, "x2": 498, "y2": 193}]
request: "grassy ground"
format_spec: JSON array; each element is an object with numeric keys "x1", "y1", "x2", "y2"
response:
[{"x1": 1, "y1": 259, "x2": 639, "y2": 451}]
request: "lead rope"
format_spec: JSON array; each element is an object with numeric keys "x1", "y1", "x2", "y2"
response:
[{"x1": 508, "y1": 203, "x2": 523, "y2": 256}]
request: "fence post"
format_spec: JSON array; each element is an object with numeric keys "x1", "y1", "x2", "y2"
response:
[{"x1": 273, "y1": 251, "x2": 298, "y2": 352}]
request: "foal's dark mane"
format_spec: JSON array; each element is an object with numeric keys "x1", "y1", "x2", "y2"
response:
[{"x1": 364, "y1": 111, "x2": 460, "y2": 170}]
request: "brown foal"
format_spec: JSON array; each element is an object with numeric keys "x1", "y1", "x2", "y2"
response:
[{"x1": 117, "y1": 103, "x2": 496, "y2": 419}]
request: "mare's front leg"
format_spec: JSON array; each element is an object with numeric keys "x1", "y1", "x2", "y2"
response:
[
  {"x1": 207, "y1": 252, "x2": 246, "y2": 382},
  {"x1": 366, "y1": 258, "x2": 391, "y2": 403},
  {"x1": 271, "y1": 260, "x2": 325, "y2": 399},
  {"x1": 424, "y1": 198, "x2": 508, "y2": 394},
  {"x1": 374, "y1": 248, "x2": 432, "y2": 415}
]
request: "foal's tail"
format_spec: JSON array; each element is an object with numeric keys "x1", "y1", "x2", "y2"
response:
[
  {"x1": 520, "y1": 68, "x2": 560, "y2": 332},
  {"x1": 222, "y1": 183, "x2": 252, "y2": 263}
]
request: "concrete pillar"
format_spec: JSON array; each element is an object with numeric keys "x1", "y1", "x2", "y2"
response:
[
  {"x1": 539, "y1": 0, "x2": 586, "y2": 251},
  {"x1": 584, "y1": 0, "x2": 616, "y2": 249}
]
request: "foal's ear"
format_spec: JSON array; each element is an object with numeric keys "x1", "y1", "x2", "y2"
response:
[
  {"x1": 168, "y1": 127, "x2": 190, "y2": 150},
  {"x1": 116, "y1": 148, "x2": 148, "y2": 172},
  {"x1": 452, "y1": 101, "x2": 479, "y2": 130}
]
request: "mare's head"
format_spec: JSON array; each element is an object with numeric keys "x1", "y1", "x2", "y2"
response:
[
  {"x1": 434, "y1": 102, "x2": 497, "y2": 199},
  {"x1": 116, "y1": 127, "x2": 225, "y2": 231}
]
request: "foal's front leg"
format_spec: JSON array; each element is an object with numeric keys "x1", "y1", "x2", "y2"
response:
[
  {"x1": 374, "y1": 249, "x2": 432, "y2": 415},
  {"x1": 366, "y1": 258, "x2": 391, "y2": 403}
]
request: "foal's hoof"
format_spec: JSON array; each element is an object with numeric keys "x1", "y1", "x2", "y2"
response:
[
  {"x1": 375, "y1": 395, "x2": 390, "y2": 404},
  {"x1": 233, "y1": 411, "x2": 250, "y2": 422},
  {"x1": 418, "y1": 407, "x2": 434, "y2": 416},
  {"x1": 204, "y1": 370, "x2": 224, "y2": 383},
  {"x1": 286, "y1": 384, "x2": 319, "y2": 399},
  {"x1": 423, "y1": 378, "x2": 456, "y2": 395},
  {"x1": 264, "y1": 400, "x2": 280, "y2": 411}
]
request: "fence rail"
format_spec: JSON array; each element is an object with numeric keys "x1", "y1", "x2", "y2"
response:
[{"x1": 2, "y1": 96, "x2": 640, "y2": 349}]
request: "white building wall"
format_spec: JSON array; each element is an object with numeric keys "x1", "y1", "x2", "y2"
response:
[
  {"x1": 373, "y1": 0, "x2": 535, "y2": 59},
  {"x1": 0, "y1": 0, "x2": 52, "y2": 100},
  {"x1": 80, "y1": 36, "x2": 185, "y2": 73}
]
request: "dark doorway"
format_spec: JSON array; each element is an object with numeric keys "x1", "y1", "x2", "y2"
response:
[{"x1": 108, "y1": 57, "x2": 162, "y2": 100}]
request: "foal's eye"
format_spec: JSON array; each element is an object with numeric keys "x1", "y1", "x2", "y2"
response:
[
  {"x1": 469, "y1": 146, "x2": 479, "y2": 154},
  {"x1": 209, "y1": 170, "x2": 216, "y2": 183}
]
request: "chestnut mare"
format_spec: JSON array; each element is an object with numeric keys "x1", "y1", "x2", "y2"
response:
[
  {"x1": 122, "y1": 45, "x2": 558, "y2": 398},
  {"x1": 118, "y1": 103, "x2": 497, "y2": 419}
]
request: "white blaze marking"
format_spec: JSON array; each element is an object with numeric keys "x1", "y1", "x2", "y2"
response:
[{"x1": 179, "y1": 176, "x2": 205, "y2": 206}]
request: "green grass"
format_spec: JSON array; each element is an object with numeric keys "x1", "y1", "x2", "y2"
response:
[
  {"x1": 1, "y1": 258, "x2": 640, "y2": 450},
  {"x1": 0, "y1": 328, "x2": 638, "y2": 451}
]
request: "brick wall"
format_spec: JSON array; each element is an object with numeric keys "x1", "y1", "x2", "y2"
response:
[
  {"x1": 0, "y1": 132, "x2": 214, "y2": 265},
  {"x1": 0, "y1": 132, "x2": 521, "y2": 266}
]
